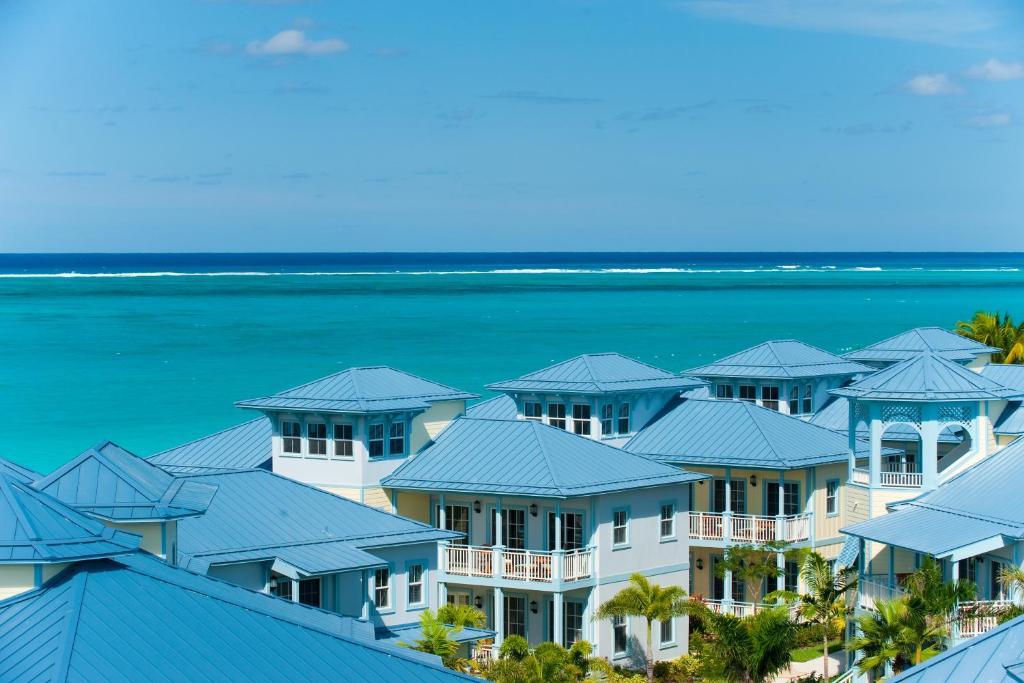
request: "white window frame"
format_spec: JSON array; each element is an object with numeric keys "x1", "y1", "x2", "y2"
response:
[
  {"x1": 716, "y1": 384, "x2": 734, "y2": 400},
  {"x1": 659, "y1": 616, "x2": 675, "y2": 647},
  {"x1": 389, "y1": 421, "x2": 405, "y2": 456},
  {"x1": 548, "y1": 403, "x2": 566, "y2": 429},
  {"x1": 826, "y1": 479, "x2": 839, "y2": 516},
  {"x1": 524, "y1": 402, "x2": 543, "y2": 421},
  {"x1": 307, "y1": 422, "x2": 327, "y2": 456},
  {"x1": 333, "y1": 423, "x2": 353, "y2": 458},
  {"x1": 281, "y1": 420, "x2": 301, "y2": 455},
  {"x1": 612, "y1": 508, "x2": 629, "y2": 548},
  {"x1": 659, "y1": 502, "x2": 676, "y2": 540},
  {"x1": 374, "y1": 567, "x2": 391, "y2": 609},
  {"x1": 572, "y1": 403, "x2": 591, "y2": 435},
  {"x1": 369, "y1": 423, "x2": 385, "y2": 457},
  {"x1": 407, "y1": 563, "x2": 425, "y2": 607},
  {"x1": 612, "y1": 615, "x2": 628, "y2": 656}
]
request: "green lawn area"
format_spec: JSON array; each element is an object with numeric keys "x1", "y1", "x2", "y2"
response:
[{"x1": 791, "y1": 640, "x2": 842, "y2": 663}]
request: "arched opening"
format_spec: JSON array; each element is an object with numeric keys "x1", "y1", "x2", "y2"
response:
[
  {"x1": 880, "y1": 423, "x2": 922, "y2": 485},
  {"x1": 937, "y1": 424, "x2": 973, "y2": 473}
]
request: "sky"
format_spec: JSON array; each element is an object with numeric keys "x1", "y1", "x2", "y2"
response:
[{"x1": 0, "y1": 0, "x2": 1022, "y2": 252}]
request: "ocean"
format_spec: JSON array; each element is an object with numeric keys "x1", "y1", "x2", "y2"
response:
[{"x1": 2, "y1": 252, "x2": 1022, "y2": 473}]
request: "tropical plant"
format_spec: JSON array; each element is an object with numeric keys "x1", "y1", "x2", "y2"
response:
[
  {"x1": 717, "y1": 542, "x2": 806, "y2": 603},
  {"x1": 699, "y1": 605, "x2": 796, "y2": 683},
  {"x1": 407, "y1": 605, "x2": 487, "y2": 671},
  {"x1": 848, "y1": 598, "x2": 909, "y2": 675},
  {"x1": 485, "y1": 636, "x2": 592, "y2": 683},
  {"x1": 995, "y1": 566, "x2": 1024, "y2": 624},
  {"x1": 766, "y1": 552, "x2": 856, "y2": 681},
  {"x1": 594, "y1": 573, "x2": 692, "y2": 683},
  {"x1": 438, "y1": 602, "x2": 488, "y2": 629},
  {"x1": 955, "y1": 311, "x2": 1024, "y2": 364},
  {"x1": 902, "y1": 557, "x2": 976, "y2": 623}
]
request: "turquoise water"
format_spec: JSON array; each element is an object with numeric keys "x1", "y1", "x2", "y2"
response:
[{"x1": 2, "y1": 254, "x2": 1023, "y2": 472}]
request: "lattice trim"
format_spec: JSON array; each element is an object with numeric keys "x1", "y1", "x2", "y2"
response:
[
  {"x1": 881, "y1": 403, "x2": 921, "y2": 427},
  {"x1": 938, "y1": 405, "x2": 971, "y2": 425}
]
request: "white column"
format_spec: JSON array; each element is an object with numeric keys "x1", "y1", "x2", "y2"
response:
[
  {"x1": 723, "y1": 467, "x2": 733, "y2": 603},
  {"x1": 494, "y1": 587, "x2": 505, "y2": 646},
  {"x1": 921, "y1": 404, "x2": 940, "y2": 490},
  {"x1": 291, "y1": 578, "x2": 300, "y2": 603},
  {"x1": 776, "y1": 473, "x2": 785, "y2": 592},
  {"x1": 494, "y1": 497, "x2": 504, "y2": 580},
  {"x1": 438, "y1": 581, "x2": 447, "y2": 607},
  {"x1": 362, "y1": 569, "x2": 372, "y2": 619},
  {"x1": 553, "y1": 500, "x2": 563, "y2": 582},
  {"x1": 869, "y1": 404, "x2": 882, "y2": 488},
  {"x1": 553, "y1": 592, "x2": 564, "y2": 647}
]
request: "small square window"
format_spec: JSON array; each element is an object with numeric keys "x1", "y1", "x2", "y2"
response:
[
  {"x1": 298, "y1": 578, "x2": 321, "y2": 607},
  {"x1": 716, "y1": 384, "x2": 734, "y2": 399},
  {"x1": 761, "y1": 385, "x2": 779, "y2": 410},
  {"x1": 739, "y1": 385, "x2": 756, "y2": 402},
  {"x1": 369, "y1": 424, "x2": 385, "y2": 457},
  {"x1": 282, "y1": 421, "x2": 301, "y2": 454}
]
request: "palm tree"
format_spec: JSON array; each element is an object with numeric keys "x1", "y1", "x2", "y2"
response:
[
  {"x1": 955, "y1": 311, "x2": 1024, "y2": 364},
  {"x1": 902, "y1": 557, "x2": 976, "y2": 624},
  {"x1": 409, "y1": 604, "x2": 487, "y2": 670},
  {"x1": 594, "y1": 573, "x2": 691, "y2": 683},
  {"x1": 848, "y1": 598, "x2": 908, "y2": 675},
  {"x1": 438, "y1": 602, "x2": 487, "y2": 629},
  {"x1": 701, "y1": 606, "x2": 796, "y2": 683}
]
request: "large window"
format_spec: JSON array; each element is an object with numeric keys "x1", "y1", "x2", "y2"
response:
[
  {"x1": 435, "y1": 504, "x2": 470, "y2": 544},
  {"x1": 333, "y1": 423, "x2": 353, "y2": 458},
  {"x1": 739, "y1": 385, "x2": 756, "y2": 402},
  {"x1": 826, "y1": 479, "x2": 839, "y2": 516},
  {"x1": 789, "y1": 386, "x2": 799, "y2": 414},
  {"x1": 490, "y1": 508, "x2": 526, "y2": 550},
  {"x1": 547, "y1": 512, "x2": 584, "y2": 551},
  {"x1": 504, "y1": 595, "x2": 526, "y2": 638},
  {"x1": 307, "y1": 422, "x2": 327, "y2": 456},
  {"x1": 660, "y1": 617, "x2": 674, "y2": 646},
  {"x1": 660, "y1": 502, "x2": 676, "y2": 539},
  {"x1": 368, "y1": 423, "x2": 385, "y2": 457},
  {"x1": 282, "y1": 420, "x2": 301, "y2": 454},
  {"x1": 389, "y1": 421, "x2": 405, "y2": 455},
  {"x1": 601, "y1": 404, "x2": 614, "y2": 435},
  {"x1": 803, "y1": 384, "x2": 813, "y2": 414},
  {"x1": 618, "y1": 403, "x2": 631, "y2": 434},
  {"x1": 959, "y1": 558, "x2": 978, "y2": 585},
  {"x1": 548, "y1": 404, "x2": 566, "y2": 429},
  {"x1": 407, "y1": 563, "x2": 425, "y2": 606},
  {"x1": 572, "y1": 404, "x2": 591, "y2": 435},
  {"x1": 761, "y1": 385, "x2": 779, "y2": 410},
  {"x1": 785, "y1": 561, "x2": 799, "y2": 592},
  {"x1": 716, "y1": 384, "x2": 734, "y2": 400},
  {"x1": 552, "y1": 601, "x2": 584, "y2": 647},
  {"x1": 612, "y1": 615, "x2": 628, "y2": 655},
  {"x1": 374, "y1": 567, "x2": 391, "y2": 609},
  {"x1": 525, "y1": 402, "x2": 543, "y2": 421},
  {"x1": 712, "y1": 479, "x2": 746, "y2": 514},
  {"x1": 612, "y1": 508, "x2": 629, "y2": 547},
  {"x1": 766, "y1": 482, "x2": 800, "y2": 516},
  {"x1": 298, "y1": 578, "x2": 321, "y2": 607},
  {"x1": 270, "y1": 575, "x2": 292, "y2": 600}
]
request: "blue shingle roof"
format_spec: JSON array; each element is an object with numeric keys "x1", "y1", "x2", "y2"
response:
[
  {"x1": 625, "y1": 399, "x2": 876, "y2": 469},
  {"x1": 830, "y1": 352, "x2": 1022, "y2": 402},
  {"x1": 843, "y1": 326, "x2": 1001, "y2": 364},
  {"x1": 687, "y1": 340, "x2": 873, "y2": 379},
  {"x1": 888, "y1": 613, "x2": 1024, "y2": 683},
  {"x1": 382, "y1": 417, "x2": 706, "y2": 498},
  {"x1": 35, "y1": 441, "x2": 218, "y2": 522},
  {"x1": 0, "y1": 552, "x2": 472, "y2": 682},
  {"x1": 175, "y1": 469, "x2": 457, "y2": 574},
  {"x1": 487, "y1": 353, "x2": 705, "y2": 394},
  {"x1": 0, "y1": 457, "x2": 41, "y2": 484},
  {"x1": 147, "y1": 418, "x2": 272, "y2": 473},
  {"x1": 0, "y1": 474, "x2": 140, "y2": 564},
  {"x1": 465, "y1": 395, "x2": 518, "y2": 420},
  {"x1": 236, "y1": 366, "x2": 477, "y2": 414}
]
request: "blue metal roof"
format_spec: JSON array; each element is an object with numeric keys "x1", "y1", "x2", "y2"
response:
[
  {"x1": 383, "y1": 417, "x2": 706, "y2": 498},
  {"x1": 35, "y1": 441, "x2": 218, "y2": 522},
  {"x1": 809, "y1": 396, "x2": 960, "y2": 443},
  {"x1": 147, "y1": 418, "x2": 273, "y2": 473},
  {"x1": 625, "y1": 399, "x2": 876, "y2": 469},
  {"x1": 981, "y1": 366, "x2": 1024, "y2": 434},
  {"x1": 0, "y1": 474, "x2": 140, "y2": 564},
  {"x1": 830, "y1": 352, "x2": 1023, "y2": 402},
  {"x1": 994, "y1": 403, "x2": 1024, "y2": 435},
  {"x1": 843, "y1": 326, "x2": 1001, "y2": 364},
  {"x1": 0, "y1": 552, "x2": 472, "y2": 682},
  {"x1": 487, "y1": 353, "x2": 705, "y2": 394},
  {"x1": 0, "y1": 457, "x2": 41, "y2": 484},
  {"x1": 687, "y1": 339, "x2": 873, "y2": 379},
  {"x1": 175, "y1": 469, "x2": 457, "y2": 574},
  {"x1": 980, "y1": 363, "x2": 1024, "y2": 390},
  {"x1": 842, "y1": 505, "x2": 1017, "y2": 558},
  {"x1": 465, "y1": 395, "x2": 518, "y2": 420},
  {"x1": 237, "y1": 366, "x2": 477, "y2": 414},
  {"x1": 376, "y1": 622, "x2": 495, "y2": 646},
  {"x1": 889, "y1": 612, "x2": 1024, "y2": 683},
  {"x1": 835, "y1": 536, "x2": 859, "y2": 569}
]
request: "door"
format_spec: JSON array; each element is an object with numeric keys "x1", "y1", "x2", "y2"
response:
[
  {"x1": 547, "y1": 512, "x2": 584, "y2": 551},
  {"x1": 435, "y1": 504, "x2": 470, "y2": 545},
  {"x1": 765, "y1": 481, "x2": 799, "y2": 515},
  {"x1": 491, "y1": 508, "x2": 526, "y2": 549},
  {"x1": 447, "y1": 591, "x2": 470, "y2": 607},
  {"x1": 712, "y1": 479, "x2": 746, "y2": 513}
]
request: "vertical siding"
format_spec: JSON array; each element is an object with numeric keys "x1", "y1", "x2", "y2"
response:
[{"x1": 320, "y1": 486, "x2": 362, "y2": 503}]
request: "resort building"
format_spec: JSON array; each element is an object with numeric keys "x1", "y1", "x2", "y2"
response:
[
  {"x1": 32, "y1": 441, "x2": 218, "y2": 562},
  {"x1": 979, "y1": 363, "x2": 1024, "y2": 447},
  {"x1": 486, "y1": 353, "x2": 705, "y2": 445},
  {"x1": 843, "y1": 326, "x2": 1000, "y2": 370},
  {"x1": 687, "y1": 339, "x2": 872, "y2": 417},
  {"x1": 236, "y1": 366, "x2": 477, "y2": 511},
  {"x1": 624, "y1": 398, "x2": 880, "y2": 611},
  {"x1": 148, "y1": 417, "x2": 273, "y2": 472},
  {"x1": 381, "y1": 416, "x2": 705, "y2": 663}
]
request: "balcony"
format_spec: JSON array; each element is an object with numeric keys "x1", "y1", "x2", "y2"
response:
[
  {"x1": 687, "y1": 512, "x2": 812, "y2": 544},
  {"x1": 443, "y1": 544, "x2": 594, "y2": 584},
  {"x1": 851, "y1": 466, "x2": 923, "y2": 488},
  {"x1": 857, "y1": 576, "x2": 906, "y2": 612},
  {"x1": 955, "y1": 600, "x2": 1014, "y2": 639}
]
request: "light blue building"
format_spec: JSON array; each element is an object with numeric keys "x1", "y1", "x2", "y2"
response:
[
  {"x1": 148, "y1": 417, "x2": 273, "y2": 473},
  {"x1": 382, "y1": 416, "x2": 706, "y2": 664},
  {"x1": 687, "y1": 339, "x2": 872, "y2": 417}
]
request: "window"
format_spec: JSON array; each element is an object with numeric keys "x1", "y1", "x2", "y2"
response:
[
  {"x1": 660, "y1": 502, "x2": 676, "y2": 539},
  {"x1": 369, "y1": 423, "x2": 384, "y2": 457},
  {"x1": 407, "y1": 563, "x2": 425, "y2": 606},
  {"x1": 612, "y1": 508, "x2": 629, "y2": 547},
  {"x1": 547, "y1": 512, "x2": 584, "y2": 551},
  {"x1": 660, "y1": 617, "x2": 674, "y2": 646},
  {"x1": 548, "y1": 404, "x2": 566, "y2": 429},
  {"x1": 803, "y1": 384, "x2": 813, "y2": 414},
  {"x1": 504, "y1": 595, "x2": 526, "y2": 638},
  {"x1": 739, "y1": 385, "x2": 756, "y2": 402},
  {"x1": 572, "y1": 404, "x2": 591, "y2": 435},
  {"x1": 766, "y1": 481, "x2": 800, "y2": 516},
  {"x1": 959, "y1": 558, "x2": 978, "y2": 585},
  {"x1": 826, "y1": 479, "x2": 839, "y2": 516},
  {"x1": 601, "y1": 404, "x2": 614, "y2": 435},
  {"x1": 761, "y1": 385, "x2": 779, "y2": 410},
  {"x1": 612, "y1": 615, "x2": 628, "y2": 655},
  {"x1": 282, "y1": 420, "x2": 301, "y2": 454},
  {"x1": 435, "y1": 504, "x2": 470, "y2": 545},
  {"x1": 307, "y1": 422, "x2": 327, "y2": 456},
  {"x1": 490, "y1": 508, "x2": 526, "y2": 550},
  {"x1": 712, "y1": 479, "x2": 746, "y2": 514},
  {"x1": 374, "y1": 567, "x2": 390, "y2": 608},
  {"x1": 270, "y1": 575, "x2": 292, "y2": 600},
  {"x1": 618, "y1": 403, "x2": 631, "y2": 434},
  {"x1": 716, "y1": 384, "x2": 734, "y2": 399},
  {"x1": 299, "y1": 578, "x2": 321, "y2": 607},
  {"x1": 789, "y1": 386, "x2": 799, "y2": 414},
  {"x1": 564, "y1": 601, "x2": 584, "y2": 646},
  {"x1": 785, "y1": 561, "x2": 799, "y2": 592},
  {"x1": 389, "y1": 421, "x2": 405, "y2": 455},
  {"x1": 991, "y1": 561, "x2": 1005, "y2": 600},
  {"x1": 333, "y1": 423, "x2": 353, "y2": 457},
  {"x1": 525, "y1": 402, "x2": 543, "y2": 421}
]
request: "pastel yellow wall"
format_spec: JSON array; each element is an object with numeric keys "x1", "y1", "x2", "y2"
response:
[
  {"x1": 411, "y1": 400, "x2": 465, "y2": 452},
  {"x1": 997, "y1": 434, "x2": 1020, "y2": 447},
  {"x1": 814, "y1": 463, "x2": 848, "y2": 541},
  {"x1": 321, "y1": 485, "x2": 361, "y2": 502},
  {"x1": 110, "y1": 522, "x2": 165, "y2": 557},
  {"x1": 41, "y1": 562, "x2": 69, "y2": 582},
  {"x1": 362, "y1": 486, "x2": 393, "y2": 512},
  {"x1": 845, "y1": 485, "x2": 869, "y2": 526},
  {"x1": 0, "y1": 565, "x2": 35, "y2": 600},
  {"x1": 393, "y1": 490, "x2": 431, "y2": 524}
]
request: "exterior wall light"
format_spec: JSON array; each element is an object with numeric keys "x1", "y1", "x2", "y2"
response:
[
  {"x1": 474, "y1": 595, "x2": 484, "y2": 609},
  {"x1": 529, "y1": 504, "x2": 538, "y2": 517},
  {"x1": 749, "y1": 474, "x2": 757, "y2": 487},
  {"x1": 696, "y1": 558, "x2": 704, "y2": 571},
  {"x1": 530, "y1": 600, "x2": 538, "y2": 614},
  {"x1": 473, "y1": 500, "x2": 481, "y2": 513}
]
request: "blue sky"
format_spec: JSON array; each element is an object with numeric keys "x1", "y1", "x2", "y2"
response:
[{"x1": 1, "y1": 0, "x2": 1022, "y2": 252}]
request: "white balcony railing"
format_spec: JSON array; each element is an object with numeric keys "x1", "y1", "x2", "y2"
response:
[
  {"x1": 701, "y1": 598, "x2": 766, "y2": 618},
  {"x1": 688, "y1": 512, "x2": 812, "y2": 544},
  {"x1": 472, "y1": 643, "x2": 495, "y2": 666},
  {"x1": 858, "y1": 576, "x2": 906, "y2": 612},
  {"x1": 443, "y1": 544, "x2": 594, "y2": 583},
  {"x1": 852, "y1": 466, "x2": 923, "y2": 488},
  {"x1": 956, "y1": 600, "x2": 1014, "y2": 639},
  {"x1": 851, "y1": 468, "x2": 870, "y2": 485}
]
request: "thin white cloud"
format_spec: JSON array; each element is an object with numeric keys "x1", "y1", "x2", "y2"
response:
[
  {"x1": 961, "y1": 112, "x2": 1012, "y2": 128},
  {"x1": 904, "y1": 73, "x2": 962, "y2": 96},
  {"x1": 674, "y1": 0, "x2": 1006, "y2": 47},
  {"x1": 966, "y1": 58, "x2": 1024, "y2": 81},
  {"x1": 246, "y1": 30, "x2": 348, "y2": 56}
]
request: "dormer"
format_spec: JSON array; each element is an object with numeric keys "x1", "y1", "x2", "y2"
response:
[
  {"x1": 34, "y1": 441, "x2": 217, "y2": 562},
  {"x1": 687, "y1": 339, "x2": 872, "y2": 418},
  {"x1": 485, "y1": 353, "x2": 704, "y2": 445},
  {"x1": 236, "y1": 366, "x2": 477, "y2": 508},
  {"x1": 843, "y1": 326, "x2": 1000, "y2": 371}
]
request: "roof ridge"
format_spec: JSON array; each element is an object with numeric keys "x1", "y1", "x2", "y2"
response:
[
  {"x1": 580, "y1": 354, "x2": 597, "y2": 381},
  {"x1": 55, "y1": 569, "x2": 89, "y2": 682},
  {"x1": 531, "y1": 422, "x2": 564, "y2": 496},
  {"x1": 743, "y1": 404, "x2": 789, "y2": 467},
  {"x1": 0, "y1": 475, "x2": 43, "y2": 544},
  {"x1": 764, "y1": 341, "x2": 785, "y2": 366},
  {"x1": 89, "y1": 444, "x2": 166, "y2": 501}
]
